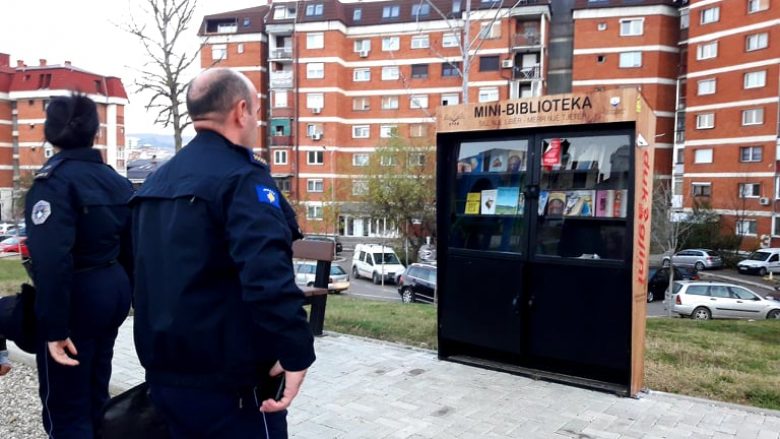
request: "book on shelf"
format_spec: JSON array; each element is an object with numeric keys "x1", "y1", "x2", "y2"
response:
[
  {"x1": 538, "y1": 191, "x2": 549, "y2": 216},
  {"x1": 594, "y1": 189, "x2": 628, "y2": 218},
  {"x1": 495, "y1": 187, "x2": 520, "y2": 215},
  {"x1": 487, "y1": 149, "x2": 508, "y2": 172},
  {"x1": 457, "y1": 152, "x2": 484, "y2": 173},
  {"x1": 481, "y1": 189, "x2": 497, "y2": 215},
  {"x1": 614, "y1": 189, "x2": 628, "y2": 218},
  {"x1": 546, "y1": 192, "x2": 567, "y2": 216},
  {"x1": 464, "y1": 192, "x2": 481, "y2": 214},
  {"x1": 507, "y1": 150, "x2": 527, "y2": 173},
  {"x1": 564, "y1": 190, "x2": 594, "y2": 217}
]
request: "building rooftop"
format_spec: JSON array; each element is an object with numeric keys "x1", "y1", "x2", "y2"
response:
[
  {"x1": 198, "y1": 6, "x2": 269, "y2": 36},
  {"x1": 573, "y1": 0, "x2": 682, "y2": 10}
]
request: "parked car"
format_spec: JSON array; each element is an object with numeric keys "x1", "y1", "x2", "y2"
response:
[
  {"x1": 646, "y1": 266, "x2": 700, "y2": 302},
  {"x1": 662, "y1": 249, "x2": 722, "y2": 271},
  {"x1": 736, "y1": 248, "x2": 780, "y2": 276},
  {"x1": 397, "y1": 263, "x2": 436, "y2": 304},
  {"x1": 293, "y1": 260, "x2": 350, "y2": 293},
  {"x1": 0, "y1": 236, "x2": 29, "y2": 257},
  {"x1": 671, "y1": 281, "x2": 780, "y2": 320},
  {"x1": 303, "y1": 235, "x2": 343, "y2": 254},
  {"x1": 352, "y1": 244, "x2": 405, "y2": 284}
]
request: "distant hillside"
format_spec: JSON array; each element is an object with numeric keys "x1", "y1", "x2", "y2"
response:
[{"x1": 127, "y1": 133, "x2": 193, "y2": 149}]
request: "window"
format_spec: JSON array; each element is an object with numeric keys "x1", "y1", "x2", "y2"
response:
[
  {"x1": 274, "y1": 90, "x2": 288, "y2": 108},
  {"x1": 441, "y1": 93, "x2": 460, "y2": 106},
  {"x1": 744, "y1": 70, "x2": 767, "y2": 89},
  {"x1": 237, "y1": 43, "x2": 245, "y2": 54},
  {"x1": 697, "y1": 78, "x2": 716, "y2": 95},
  {"x1": 353, "y1": 153, "x2": 369, "y2": 167},
  {"x1": 746, "y1": 33, "x2": 769, "y2": 51},
  {"x1": 307, "y1": 205, "x2": 323, "y2": 220},
  {"x1": 748, "y1": 0, "x2": 769, "y2": 13},
  {"x1": 410, "y1": 95, "x2": 428, "y2": 109},
  {"x1": 306, "y1": 33, "x2": 324, "y2": 49},
  {"x1": 382, "y1": 66, "x2": 399, "y2": 80},
  {"x1": 273, "y1": 5, "x2": 296, "y2": 20},
  {"x1": 305, "y1": 3, "x2": 323, "y2": 16},
  {"x1": 354, "y1": 39, "x2": 371, "y2": 52},
  {"x1": 597, "y1": 55, "x2": 606, "y2": 63},
  {"x1": 442, "y1": 62, "x2": 460, "y2": 77},
  {"x1": 382, "y1": 96, "x2": 399, "y2": 110},
  {"x1": 275, "y1": 177, "x2": 291, "y2": 193},
  {"x1": 700, "y1": 6, "x2": 719, "y2": 24},
  {"x1": 442, "y1": 33, "x2": 459, "y2": 48},
  {"x1": 307, "y1": 151, "x2": 324, "y2": 165},
  {"x1": 697, "y1": 42, "x2": 718, "y2": 60},
  {"x1": 739, "y1": 183, "x2": 761, "y2": 198},
  {"x1": 479, "y1": 56, "x2": 499, "y2": 72},
  {"x1": 737, "y1": 220, "x2": 757, "y2": 236},
  {"x1": 619, "y1": 18, "x2": 643, "y2": 36},
  {"x1": 306, "y1": 93, "x2": 324, "y2": 109},
  {"x1": 306, "y1": 63, "x2": 324, "y2": 79},
  {"x1": 382, "y1": 5, "x2": 400, "y2": 18},
  {"x1": 692, "y1": 183, "x2": 711, "y2": 197},
  {"x1": 412, "y1": 3, "x2": 430, "y2": 17},
  {"x1": 694, "y1": 149, "x2": 713, "y2": 164},
  {"x1": 353, "y1": 68, "x2": 370, "y2": 82},
  {"x1": 680, "y1": 9, "x2": 689, "y2": 29},
  {"x1": 353, "y1": 8, "x2": 362, "y2": 21},
  {"x1": 411, "y1": 64, "x2": 428, "y2": 78},
  {"x1": 307, "y1": 179, "x2": 324, "y2": 192},
  {"x1": 774, "y1": 217, "x2": 780, "y2": 236},
  {"x1": 352, "y1": 180, "x2": 369, "y2": 196},
  {"x1": 479, "y1": 22, "x2": 501, "y2": 39},
  {"x1": 273, "y1": 150, "x2": 288, "y2": 165},
  {"x1": 352, "y1": 96, "x2": 370, "y2": 111},
  {"x1": 211, "y1": 44, "x2": 227, "y2": 60},
  {"x1": 478, "y1": 87, "x2": 499, "y2": 103},
  {"x1": 452, "y1": 0, "x2": 462, "y2": 13},
  {"x1": 380, "y1": 125, "x2": 398, "y2": 138},
  {"x1": 742, "y1": 108, "x2": 764, "y2": 126},
  {"x1": 411, "y1": 35, "x2": 429, "y2": 49},
  {"x1": 618, "y1": 52, "x2": 642, "y2": 68},
  {"x1": 352, "y1": 125, "x2": 370, "y2": 138},
  {"x1": 740, "y1": 146, "x2": 762, "y2": 162},
  {"x1": 408, "y1": 152, "x2": 426, "y2": 166},
  {"x1": 306, "y1": 124, "x2": 323, "y2": 137},
  {"x1": 380, "y1": 155, "x2": 397, "y2": 166},
  {"x1": 696, "y1": 113, "x2": 715, "y2": 129},
  {"x1": 382, "y1": 37, "x2": 400, "y2": 51},
  {"x1": 410, "y1": 124, "x2": 428, "y2": 138}
]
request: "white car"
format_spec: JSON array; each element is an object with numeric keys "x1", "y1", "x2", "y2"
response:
[
  {"x1": 671, "y1": 281, "x2": 780, "y2": 320},
  {"x1": 293, "y1": 260, "x2": 350, "y2": 293},
  {"x1": 351, "y1": 244, "x2": 405, "y2": 284}
]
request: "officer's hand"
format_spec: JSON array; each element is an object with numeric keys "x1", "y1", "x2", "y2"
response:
[
  {"x1": 0, "y1": 364, "x2": 11, "y2": 376},
  {"x1": 47, "y1": 339, "x2": 79, "y2": 366},
  {"x1": 259, "y1": 361, "x2": 307, "y2": 413}
]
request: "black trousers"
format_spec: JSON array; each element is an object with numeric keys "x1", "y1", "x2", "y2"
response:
[{"x1": 36, "y1": 264, "x2": 131, "y2": 438}]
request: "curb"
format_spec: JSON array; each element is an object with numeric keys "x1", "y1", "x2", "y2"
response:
[{"x1": 647, "y1": 389, "x2": 780, "y2": 419}]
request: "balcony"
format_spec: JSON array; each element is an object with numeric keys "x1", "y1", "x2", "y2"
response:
[
  {"x1": 508, "y1": 0, "x2": 551, "y2": 17},
  {"x1": 270, "y1": 71, "x2": 293, "y2": 88},
  {"x1": 513, "y1": 65, "x2": 541, "y2": 81},
  {"x1": 671, "y1": 195, "x2": 683, "y2": 209},
  {"x1": 271, "y1": 135, "x2": 292, "y2": 146},
  {"x1": 269, "y1": 47, "x2": 293, "y2": 61},
  {"x1": 513, "y1": 33, "x2": 541, "y2": 48}
]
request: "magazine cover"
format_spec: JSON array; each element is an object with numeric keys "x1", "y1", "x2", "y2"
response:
[
  {"x1": 564, "y1": 191, "x2": 594, "y2": 217},
  {"x1": 487, "y1": 149, "x2": 509, "y2": 172},
  {"x1": 547, "y1": 192, "x2": 567, "y2": 216},
  {"x1": 507, "y1": 150, "x2": 527, "y2": 173},
  {"x1": 518, "y1": 192, "x2": 525, "y2": 215},
  {"x1": 457, "y1": 152, "x2": 484, "y2": 173},
  {"x1": 595, "y1": 190, "x2": 613, "y2": 217},
  {"x1": 614, "y1": 189, "x2": 628, "y2": 218},
  {"x1": 481, "y1": 189, "x2": 497, "y2": 215},
  {"x1": 495, "y1": 187, "x2": 520, "y2": 215},
  {"x1": 465, "y1": 192, "x2": 481, "y2": 214},
  {"x1": 538, "y1": 191, "x2": 549, "y2": 216}
]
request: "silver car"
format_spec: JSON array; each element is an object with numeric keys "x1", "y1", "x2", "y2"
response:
[
  {"x1": 671, "y1": 281, "x2": 780, "y2": 320},
  {"x1": 293, "y1": 260, "x2": 350, "y2": 293},
  {"x1": 662, "y1": 249, "x2": 723, "y2": 271}
]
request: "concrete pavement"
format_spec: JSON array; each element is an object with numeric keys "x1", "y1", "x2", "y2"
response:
[{"x1": 9, "y1": 318, "x2": 780, "y2": 438}]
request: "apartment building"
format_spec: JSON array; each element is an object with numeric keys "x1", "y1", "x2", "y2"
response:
[{"x1": 0, "y1": 53, "x2": 128, "y2": 221}]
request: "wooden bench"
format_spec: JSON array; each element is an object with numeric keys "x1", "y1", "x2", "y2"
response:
[{"x1": 292, "y1": 239, "x2": 334, "y2": 336}]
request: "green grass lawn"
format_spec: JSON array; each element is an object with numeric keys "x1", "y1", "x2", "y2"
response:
[{"x1": 0, "y1": 258, "x2": 30, "y2": 296}]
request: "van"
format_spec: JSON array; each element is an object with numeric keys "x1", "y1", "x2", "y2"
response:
[
  {"x1": 737, "y1": 248, "x2": 780, "y2": 276},
  {"x1": 351, "y1": 244, "x2": 405, "y2": 284}
]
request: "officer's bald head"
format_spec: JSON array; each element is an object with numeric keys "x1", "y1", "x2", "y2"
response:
[{"x1": 187, "y1": 69, "x2": 254, "y2": 122}]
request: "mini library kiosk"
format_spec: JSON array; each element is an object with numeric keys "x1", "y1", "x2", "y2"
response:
[{"x1": 436, "y1": 89, "x2": 655, "y2": 396}]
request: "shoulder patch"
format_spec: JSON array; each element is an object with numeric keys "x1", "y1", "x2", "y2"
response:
[
  {"x1": 31, "y1": 200, "x2": 52, "y2": 225},
  {"x1": 255, "y1": 185, "x2": 281, "y2": 209},
  {"x1": 34, "y1": 159, "x2": 64, "y2": 180}
]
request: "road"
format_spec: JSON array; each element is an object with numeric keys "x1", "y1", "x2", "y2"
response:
[{"x1": 333, "y1": 250, "x2": 401, "y2": 302}]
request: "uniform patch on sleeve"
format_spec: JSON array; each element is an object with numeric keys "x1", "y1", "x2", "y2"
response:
[
  {"x1": 255, "y1": 185, "x2": 281, "y2": 209},
  {"x1": 31, "y1": 200, "x2": 52, "y2": 225}
]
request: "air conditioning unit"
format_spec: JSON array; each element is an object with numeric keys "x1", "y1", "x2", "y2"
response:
[
  {"x1": 311, "y1": 107, "x2": 322, "y2": 114},
  {"x1": 312, "y1": 133, "x2": 323, "y2": 140},
  {"x1": 760, "y1": 197, "x2": 771, "y2": 206},
  {"x1": 358, "y1": 50, "x2": 369, "y2": 58},
  {"x1": 501, "y1": 59, "x2": 514, "y2": 69}
]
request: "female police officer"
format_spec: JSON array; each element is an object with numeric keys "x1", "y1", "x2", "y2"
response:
[{"x1": 25, "y1": 94, "x2": 133, "y2": 438}]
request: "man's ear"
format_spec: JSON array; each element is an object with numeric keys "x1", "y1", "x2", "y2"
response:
[{"x1": 233, "y1": 100, "x2": 249, "y2": 127}]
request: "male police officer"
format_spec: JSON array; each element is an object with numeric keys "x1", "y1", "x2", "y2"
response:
[{"x1": 131, "y1": 69, "x2": 315, "y2": 438}]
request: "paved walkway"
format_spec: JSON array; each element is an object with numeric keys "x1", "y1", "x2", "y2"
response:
[{"x1": 9, "y1": 318, "x2": 780, "y2": 438}]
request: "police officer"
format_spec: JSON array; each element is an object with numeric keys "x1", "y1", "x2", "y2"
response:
[
  {"x1": 132, "y1": 68, "x2": 315, "y2": 439},
  {"x1": 25, "y1": 94, "x2": 134, "y2": 438}
]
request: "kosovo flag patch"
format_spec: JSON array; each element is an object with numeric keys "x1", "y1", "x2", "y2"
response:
[{"x1": 256, "y1": 185, "x2": 281, "y2": 209}]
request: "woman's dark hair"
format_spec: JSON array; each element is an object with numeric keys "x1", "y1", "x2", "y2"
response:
[{"x1": 44, "y1": 94, "x2": 99, "y2": 149}]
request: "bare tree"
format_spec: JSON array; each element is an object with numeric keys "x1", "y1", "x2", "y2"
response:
[{"x1": 123, "y1": 0, "x2": 199, "y2": 151}]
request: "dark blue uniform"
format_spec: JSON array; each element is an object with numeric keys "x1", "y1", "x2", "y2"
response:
[
  {"x1": 131, "y1": 131, "x2": 315, "y2": 439},
  {"x1": 25, "y1": 147, "x2": 134, "y2": 438}
]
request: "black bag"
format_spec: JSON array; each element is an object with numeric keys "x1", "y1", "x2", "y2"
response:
[
  {"x1": 0, "y1": 283, "x2": 37, "y2": 354},
  {"x1": 100, "y1": 382, "x2": 170, "y2": 438}
]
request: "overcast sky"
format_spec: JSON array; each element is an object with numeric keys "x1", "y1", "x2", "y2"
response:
[{"x1": 1, "y1": 0, "x2": 263, "y2": 135}]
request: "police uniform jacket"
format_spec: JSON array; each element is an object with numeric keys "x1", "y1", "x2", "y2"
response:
[
  {"x1": 131, "y1": 130, "x2": 315, "y2": 390},
  {"x1": 25, "y1": 148, "x2": 134, "y2": 341}
]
